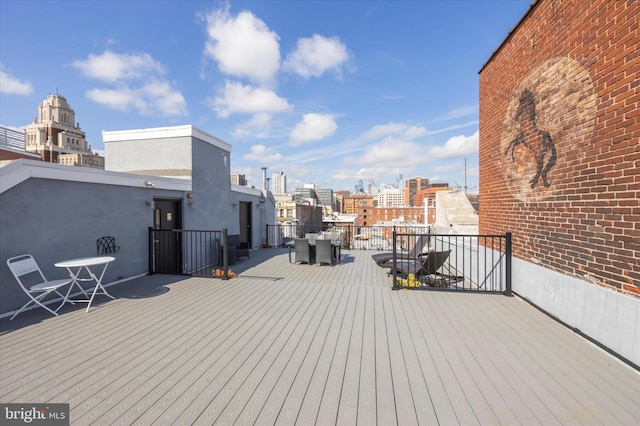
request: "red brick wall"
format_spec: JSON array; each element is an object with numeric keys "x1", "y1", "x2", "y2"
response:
[
  {"x1": 479, "y1": 0, "x2": 639, "y2": 295},
  {"x1": 358, "y1": 206, "x2": 424, "y2": 227}
]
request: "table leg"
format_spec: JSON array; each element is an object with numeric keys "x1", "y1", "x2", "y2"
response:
[
  {"x1": 67, "y1": 267, "x2": 91, "y2": 298},
  {"x1": 84, "y1": 264, "x2": 115, "y2": 313},
  {"x1": 55, "y1": 282, "x2": 77, "y2": 312}
]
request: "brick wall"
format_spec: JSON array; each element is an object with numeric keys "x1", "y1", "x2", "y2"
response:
[
  {"x1": 358, "y1": 206, "x2": 424, "y2": 227},
  {"x1": 479, "y1": 0, "x2": 639, "y2": 295}
]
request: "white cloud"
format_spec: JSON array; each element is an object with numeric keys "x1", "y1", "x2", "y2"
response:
[
  {"x1": 243, "y1": 144, "x2": 283, "y2": 163},
  {"x1": 345, "y1": 130, "x2": 478, "y2": 170},
  {"x1": 0, "y1": 65, "x2": 33, "y2": 95},
  {"x1": 86, "y1": 78, "x2": 186, "y2": 117},
  {"x1": 427, "y1": 130, "x2": 478, "y2": 159},
  {"x1": 232, "y1": 113, "x2": 273, "y2": 138},
  {"x1": 211, "y1": 80, "x2": 291, "y2": 118},
  {"x1": 438, "y1": 105, "x2": 478, "y2": 121},
  {"x1": 203, "y1": 6, "x2": 280, "y2": 86},
  {"x1": 73, "y1": 51, "x2": 186, "y2": 117},
  {"x1": 351, "y1": 138, "x2": 422, "y2": 167},
  {"x1": 362, "y1": 122, "x2": 427, "y2": 140},
  {"x1": 72, "y1": 50, "x2": 165, "y2": 83},
  {"x1": 289, "y1": 113, "x2": 337, "y2": 146},
  {"x1": 284, "y1": 34, "x2": 350, "y2": 79}
]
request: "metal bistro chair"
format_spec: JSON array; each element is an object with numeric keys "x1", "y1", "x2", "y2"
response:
[
  {"x1": 6, "y1": 254, "x2": 74, "y2": 320},
  {"x1": 97, "y1": 236, "x2": 120, "y2": 256}
]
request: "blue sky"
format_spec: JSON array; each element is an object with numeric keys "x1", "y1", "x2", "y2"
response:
[{"x1": 0, "y1": 0, "x2": 530, "y2": 192}]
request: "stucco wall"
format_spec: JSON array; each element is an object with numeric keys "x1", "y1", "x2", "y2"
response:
[
  {"x1": 1, "y1": 125, "x2": 276, "y2": 317},
  {"x1": 106, "y1": 135, "x2": 192, "y2": 177},
  {"x1": 0, "y1": 175, "x2": 184, "y2": 314},
  {"x1": 513, "y1": 257, "x2": 640, "y2": 366}
]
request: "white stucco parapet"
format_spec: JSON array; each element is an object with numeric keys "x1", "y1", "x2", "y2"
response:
[
  {"x1": 102, "y1": 125, "x2": 232, "y2": 153},
  {"x1": 0, "y1": 158, "x2": 191, "y2": 194}
]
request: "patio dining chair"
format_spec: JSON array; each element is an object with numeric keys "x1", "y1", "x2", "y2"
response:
[
  {"x1": 315, "y1": 239, "x2": 334, "y2": 266},
  {"x1": 6, "y1": 254, "x2": 73, "y2": 320},
  {"x1": 294, "y1": 238, "x2": 312, "y2": 264}
]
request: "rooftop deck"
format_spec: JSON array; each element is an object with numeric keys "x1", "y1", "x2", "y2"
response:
[{"x1": 1, "y1": 249, "x2": 638, "y2": 425}]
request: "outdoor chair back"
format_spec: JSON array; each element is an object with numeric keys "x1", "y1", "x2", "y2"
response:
[
  {"x1": 97, "y1": 236, "x2": 120, "y2": 255},
  {"x1": 6, "y1": 254, "x2": 72, "y2": 320},
  {"x1": 372, "y1": 234, "x2": 430, "y2": 266},
  {"x1": 315, "y1": 239, "x2": 334, "y2": 266},
  {"x1": 294, "y1": 238, "x2": 311, "y2": 264}
]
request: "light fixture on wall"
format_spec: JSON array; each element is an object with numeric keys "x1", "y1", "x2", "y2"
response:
[
  {"x1": 145, "y1": 181, "x2": 155, "y2": 188},
  {"x1": 232, "y1": 203, "x2": 238, "y2": 209},
  {"x1": 187, "y1": 192, "x2": 195, "y2": 209},
  {"x1": 145, "y1": 200, "x2": 155, "y2": 209}
]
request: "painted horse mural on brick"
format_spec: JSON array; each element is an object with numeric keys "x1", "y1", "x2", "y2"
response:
[{"x1": 504, "y1": 89, "x2": 557, "y2": 189}]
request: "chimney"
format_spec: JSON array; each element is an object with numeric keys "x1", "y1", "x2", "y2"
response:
[{"x1": 261, "y1": 167, "x2": 268, "y2": 191}]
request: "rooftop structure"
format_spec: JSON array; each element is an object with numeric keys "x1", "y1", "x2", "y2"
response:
[
  {"x1": 24, "y1": 93, "x2": 104, "y2": 168},
  {"x1": 230, "y1": 174, "x2": 247, "y2": 186}
]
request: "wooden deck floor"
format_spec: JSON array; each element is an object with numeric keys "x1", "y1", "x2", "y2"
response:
[{"x1": 1, "y1": 249, "x2": 639, "y2": 425}]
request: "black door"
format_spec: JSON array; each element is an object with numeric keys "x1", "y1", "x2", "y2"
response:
[
  {"x1": 239, "y1": 202, "x2": 252, "y2": 248},
  {"x1": 153, "y1": 200, "x2": 182, "y2": 274}
]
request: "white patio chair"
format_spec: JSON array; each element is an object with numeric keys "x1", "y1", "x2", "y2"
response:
[{"x1": 6, "y1": 254, "x2": 73, "y2": 320}]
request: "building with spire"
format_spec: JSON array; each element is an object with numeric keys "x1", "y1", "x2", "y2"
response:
[{"x1": 24, "y1": 93, "x2": 104, "y2": 169}]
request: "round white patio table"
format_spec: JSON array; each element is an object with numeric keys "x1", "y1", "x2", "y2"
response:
[{"x1": 55, "y1": 256, "x2": 115, "y2": 313}]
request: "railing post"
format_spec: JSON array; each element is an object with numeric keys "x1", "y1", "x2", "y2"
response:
[
  {"x1": 392, "y1": 229, "x2": 399, "y2": 290},
  {"x1": 505, "y1": 232, "x2": 512, "y2": 296},
  {"x1": 222, "y1": 228, "x2": 229, "y2": 280},
  {"x1": 148, "y1": 227, "x2": 155, "y2": 275}
]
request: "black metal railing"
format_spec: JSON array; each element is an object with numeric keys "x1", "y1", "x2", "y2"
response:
[
  {"x1": 149, "y1": 228, "x2": 235, "y2": 279},
  {"x1": 266, "y1": 223, "x2": 431, "y2": 250},
  {"x1": 388, "y1": 231, "x2": 512, "y2": 294},
  {"x1": 149, "y1": 226, "x2": 512, "y2": 291}
]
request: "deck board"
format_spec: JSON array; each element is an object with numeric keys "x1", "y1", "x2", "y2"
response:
[{"x1": 1, "y1": 248, "x2": 639, "y2": 425}]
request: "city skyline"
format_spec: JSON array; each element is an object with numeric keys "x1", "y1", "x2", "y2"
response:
[{"x1": 0, "y1": 0, "x2": 531, "y2": 191}]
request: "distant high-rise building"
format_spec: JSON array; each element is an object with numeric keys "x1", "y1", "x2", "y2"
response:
[
  {"x1": 334, "y1": 190, "x2": 350, "y2": 213},
  {"x1": 343, "y1": 194, "x2": 374, "y2": 214},
  {"x1": 378, "y1": 187, "x2": 405, "y2": 207},
  {"x1": 368, "y1": 180, "x2": 379, "y2": 197},
  {"x1": 231, "y1": 174, "x2": 247, "y2": 186},
  {"x1": 405, "y1": 176, "x2": 430, "y2": 206},
  {"x1": 24, "y1": 93, "x2": 104, "y2": 169},
  {"x1": 294, "y1": 187, "x2": 317, "y2": 205},
  {"x1": 316, "y1": 188, "x2": 334, "y2": 210},
  {"x1": 272, "y1": 171, "x2": 287, "y2": 194}
]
